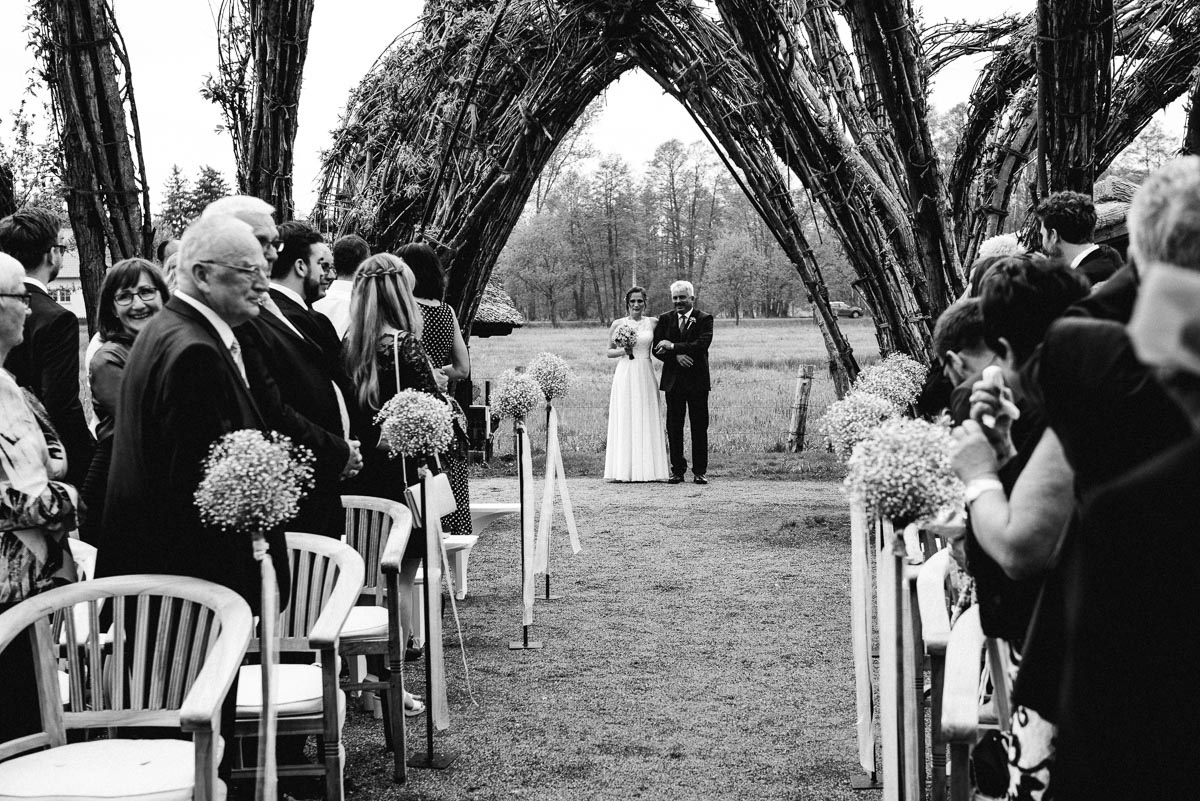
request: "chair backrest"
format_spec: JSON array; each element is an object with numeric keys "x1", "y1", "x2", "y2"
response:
[
  {"x1": 340, "y1": 495, "x2": 412, "y2": 605},
  {"x1": 0, "y1": 575, "x2": 252, "y2": 759},
  {"x1": 275, "y1": 532, "x2": 365, "y2": 649}
]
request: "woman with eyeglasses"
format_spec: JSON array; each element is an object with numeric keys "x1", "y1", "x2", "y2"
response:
[
  {"x1": 78, "y1": 259, "x2": 169, "y2": 544},
  {"x1": 603, "y1": 286, "x2": 669, "y2": 482}
]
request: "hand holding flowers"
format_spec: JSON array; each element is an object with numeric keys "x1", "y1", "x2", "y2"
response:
[{"x1": 612, "y1": 321, "x2": 639, "y2": 359}]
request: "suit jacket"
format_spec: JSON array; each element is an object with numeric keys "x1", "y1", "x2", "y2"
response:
[
  {"x1": 1074, "y1": 243, "x2": 1122, "y2": 286},
  {"x1": 1064, "y1": 261, "x2": 1138, "y2": 323},
  {"x1": 1055, "y1": 432, "x2": 1200, "y2": 801},
  {"x1": 653, "y1": 309, "x2": 713, "y2": 393},
  {"x1": 237, "y1": 291, "x2": 351, "y2": 538},
  {"x1": 97, "y1": 296, "x2": 289, "y2": 611},
  {"x1": 3, "y1": 281, "x2": 94, "y2": 486}
]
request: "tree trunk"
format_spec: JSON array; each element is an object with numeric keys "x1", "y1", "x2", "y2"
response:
[
  {"x1": 35, "y1": 0, "x2": 152, "y2": 332},
  {"x1": 1186, "y1": 74, "x2": 1200, "y2": 156}
]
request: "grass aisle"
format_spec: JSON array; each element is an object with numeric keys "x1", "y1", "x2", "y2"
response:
[{"x1": 342, "y1": 476, "x2": 874, "y2": 801}]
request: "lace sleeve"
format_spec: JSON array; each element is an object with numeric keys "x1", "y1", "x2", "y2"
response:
[{"x1": 392, "y1": 333, "x2": 443, "y2": 398}]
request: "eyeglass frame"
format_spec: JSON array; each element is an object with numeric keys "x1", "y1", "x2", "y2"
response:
[
  {"x1": 194, "y1": 259, "x2": 267, "y2": 278},
  {"x1": 113, "y1": 286, "x2": 163, "y2": 306},
  {"x1": 0, "y1": 292, "x2": 31, "y2": 306}
]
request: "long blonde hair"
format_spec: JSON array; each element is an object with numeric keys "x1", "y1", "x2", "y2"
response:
[{"x1": 344, "y1": 253, "x2": 424, "y2": 410}]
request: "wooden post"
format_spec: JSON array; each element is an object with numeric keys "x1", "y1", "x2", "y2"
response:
[{"x1": 786, "y1": 364, "x2": 815, "y2": 453}]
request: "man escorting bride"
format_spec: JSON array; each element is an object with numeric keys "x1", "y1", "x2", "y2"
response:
[{"x1": 603, "y1": 286, "x2": 670, "y2": 482}]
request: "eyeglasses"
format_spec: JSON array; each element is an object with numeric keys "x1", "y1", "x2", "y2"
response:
[
  {"x1": 51, "y1": 245, "x2": 69, "y2": 255},
  {"x1": 0, "y1": 292, "x2": 31, "y2": 306},
  {"x1": 114, "y1": 286, "x2": 161, "y2": 306},
  {"x1": 196, "y1": 260, "x2": 266, "y2": 277},
  {"x1": 262, "y1": 239, "x2": 283, "y2": 252}
]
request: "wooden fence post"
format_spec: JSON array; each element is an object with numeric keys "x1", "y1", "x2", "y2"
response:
[{"x1": 787, "y1": 364, "x2": 816, "y2": 452}]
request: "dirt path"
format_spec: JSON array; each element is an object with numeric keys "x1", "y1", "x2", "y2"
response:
[{"x1": 342, "y1": 476, "x2": 876, "y2": 801}]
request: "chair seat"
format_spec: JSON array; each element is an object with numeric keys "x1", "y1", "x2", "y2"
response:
[
  {"x1": 340, "y1": 605, "x2": 389, "y2": 639},
  {"x1": 235, "y1": 664, "x2": 347, "y2": 726},
  {"x1": 469, "y1": 502, "x2": 519, "y2": 532},
  {"x1": 0, "y1": 739, "x2": 224, "y2": 801}
]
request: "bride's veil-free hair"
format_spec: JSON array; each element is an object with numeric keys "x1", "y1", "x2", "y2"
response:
[{"x1": 345, "y1": 253, "x2": 424, "y2": 410}]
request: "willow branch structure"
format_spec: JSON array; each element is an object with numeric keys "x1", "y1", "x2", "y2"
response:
[
  {"x1": 315, "y1": 0, "x2": 1199, "y2": 392},
  {"x1": 32, "y1": 0, "x2": 152, "y2": 332}
]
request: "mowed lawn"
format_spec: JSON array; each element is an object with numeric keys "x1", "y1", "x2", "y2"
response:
[{"x1": 468, "y1": 317, "x2": 881, "y2": 457}]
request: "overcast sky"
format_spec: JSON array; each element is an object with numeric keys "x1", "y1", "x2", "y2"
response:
[{"x1": 0, "y1": 1, "x2": 1178, "y2": 216}]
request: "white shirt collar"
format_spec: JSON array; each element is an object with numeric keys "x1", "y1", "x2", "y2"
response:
[
  {"x1": 269, "y1": 282, "x2": 307, "y2": 309},
  {"x1": 325, "y1": 278, "x2": 352, "y2": 297},
  {"x1": 1069, "y1": 244, "x2": 1100, "y2": 270},
  {"x1": 175, "y1": 291, "x2": 240, "y2": 352},
  {"x1": 23, "y1": 277, "x2": 48, "y2": 294}
]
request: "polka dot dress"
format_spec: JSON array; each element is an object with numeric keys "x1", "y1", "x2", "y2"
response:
[{"x1": 419, "y1": 302, "x2": 471, "y2": 536}]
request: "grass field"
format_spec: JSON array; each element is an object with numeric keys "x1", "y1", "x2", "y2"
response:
[{"x1": 467, "y1": 317, "x2": 881, "y2": 457}]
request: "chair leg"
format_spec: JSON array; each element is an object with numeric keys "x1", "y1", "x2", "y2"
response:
[
  {"x1": 948, "y1": 743, "x2": 972, "y2": 801},
  {"x1": 322, "y1": 737, "x2": 345, "y2": 801},
  {"x1": 930, "y1": 661, "x2": 947, "y2": 801},
  {"x1": 454, "y1": 549, "x2": 470, "y2": 600},
  {"x1": 384, "y1": 663, "x2": 407, "y2": 782}
]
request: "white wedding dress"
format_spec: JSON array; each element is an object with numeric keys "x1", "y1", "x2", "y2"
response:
[{"x1": 604, "y1": 316, "x2": 669, "y2": 482}]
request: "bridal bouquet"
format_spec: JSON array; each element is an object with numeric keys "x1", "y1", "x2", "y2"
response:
[
  {"x1": 844, "y1": 417, "x2": 961, "y2": 525},
  {"x1": 194, "y1": 430, "x2": 315, "y2": 535},
  {"x1": 493, "y1": 369, "x2": 543, "y2": 421},
  {"x1": 374, "y1": 389, "x2": 454, "y2": 458},
  {"x1": 612, "y1": 321, "x2": 639, "y2": 359},
  {"x1": 819, "y1": 391, "x2": 897, "y2": 461},
  {"x1": 853, "y1": 353, "x2": 927, "y2": 411},
  {"x1": 526, "y1": 352, "x2": 573, "y2": 401}
]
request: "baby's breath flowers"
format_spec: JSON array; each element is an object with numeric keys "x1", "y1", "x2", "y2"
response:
[
  {"x1": 853, "y1": 353, "x2": 927, "y2": 411},
  {"x1": 374, "y1": 389, "x2": 453, "y2": 458},
  {"x1": 526, "y1": 352, "x2": 573, "y2": 401},
  {"x1": 493, "y1": 369, "x2": 542, "y2": 421},
  {"x1": 611, "y1": 321, "x2": 639, "y2": 358},
  {"x1": 819, "y1": 391, "x2": 898, "y2": 461},
  {"x1": 195, "y1": 430, "x2": 315, "y2": 535},
  {"x1": 844, "y1": 417, "x2": 962, "y2": 525}
]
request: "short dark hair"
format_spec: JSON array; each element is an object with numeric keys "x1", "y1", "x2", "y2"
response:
[
  {"x1": 967, "y1": 256, "x2": 1003, "y2": 297},
  {"x1": 155, "y1": 238, "x2": 178, "y2": 264},
  {"x1": 1036, "y1": 190, "x2": 1097, "y2": 245},
  {"x1": 273, "y1": 220, "x2": 323, "y2": 280},
  {"x1": 97, "y1": 258, "x2": 169, "y2": 344},
  {"x1": 933, "y1": 298, "x2": 987, "y2": 357},
  {"x1": 0, "y1": 207, "x2": 61, "y2": 272},
  {"x1": 332, "y1": 234, "x2": 370, "y2": 278},
  {"x1": 625, "y1": 286, "x2": 647, "y2": 305},
  {"x1": 979, "y1": 255, "x2": 1090, "y2": 363},
  {"x1": 397, "y1": 242, "x2": 445, "y2": 300}
]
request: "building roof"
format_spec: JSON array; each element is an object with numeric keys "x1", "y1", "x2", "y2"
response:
[{"x1": 472, "y1": 279, "x2": 524, "y2": 338}]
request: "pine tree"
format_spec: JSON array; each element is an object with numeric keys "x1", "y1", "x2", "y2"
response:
[
  {"x1": 188, "y1": 165, "x2": 230, "y2": 218},
  {"x1": 160, "y1": 165, "x2": 192, "y2": 237}
]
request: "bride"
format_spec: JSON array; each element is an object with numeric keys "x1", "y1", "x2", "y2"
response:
[{"x1": 604, "y1": 286, "x2": 669, "y2": 482}]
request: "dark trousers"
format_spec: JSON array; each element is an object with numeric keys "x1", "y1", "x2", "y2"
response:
[{"x1": 665, "y1": 388, "x2": 709, "y2": 477}]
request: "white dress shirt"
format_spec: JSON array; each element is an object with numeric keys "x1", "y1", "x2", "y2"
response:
[{"x1": 313, "y1": 279, "x2": 352, "y2": 340}]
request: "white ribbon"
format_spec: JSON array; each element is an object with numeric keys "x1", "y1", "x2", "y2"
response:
[
  {"x1": 533, "y1": 404, "x2": 582, "y2": 576},
  {"x1": 849, "y1": 496, "x2": 876, "y2": 775},
  {"x1": 519, "y1": 423, "x2": 536, "y2": 626},
  {"x1": 253, "y1": 534, "x2": 278, "y2": 801}
]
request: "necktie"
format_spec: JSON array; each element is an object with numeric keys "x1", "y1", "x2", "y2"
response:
[
  {"x1": 680, "y1": 314, "x2": 690, "y2": 332},
  {"x1": 228, "y1": 340, "x2": 249, "y2": 387}
]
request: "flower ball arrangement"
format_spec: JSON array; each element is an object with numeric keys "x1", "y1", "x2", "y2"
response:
[
  {"x1": 374, "y1": 389, "x2": 454, "y2": 459},
  {"x1": 493, "y1": 369, "x2": 543, "y2": 421},
  {"x1": 853, "y1": 353, "x2": 927, "y2": 412},
  {"x1": 611, "y1": 321, "x2": 639, "y2": 359},
  {"x1": 819, "y1": 391, "x2": 898, "y2": 461},
  {"x1": 844, "y1": 417, "x2": 962, "y2": 525},
  {"x1": 526, "y1": 352, "x2": 573, "y2": 401},
  {"x1": 195, "y1": 430, "x2": 316, "y2": 535}
]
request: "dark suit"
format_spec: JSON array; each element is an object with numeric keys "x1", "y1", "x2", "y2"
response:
[
  {"x1": 653, "y1": 308, "x2": 713, "y2": 477},
  {"x1": 1055, "y1": 433, "x2": 1200, "y2": 801},
  {"x1": 1064, "y1": 261, "x2": 1138, "y2": 323},
  {"x1": 97, "y1": 296, "x2": 290, "y2": 605},
  {"x1": 236, "y1": 289, "x2": 351, "y2": 539},
  {"x1": 1073, "y1": 243, "x2": 1122, "y2": 286},
  {"x1": 3, "y1": 280, "x2": 94, "y2": 486}
]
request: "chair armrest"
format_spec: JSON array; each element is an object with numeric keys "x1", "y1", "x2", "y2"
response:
[
  {"x1": 307, "y1": 548, "x2": 366, "y2": 651},
  {"x1": 941, "y1": 605, "x2": 986, "y2": 743},
  {"x1": 180, "y1": 594, "x2": 254, "y2": 732},
  {"x1": 918, "y1": 548, "x2": 953, "y2": 653},
  {"x1": 380, "y1": 514, "x2": 412, "y2": 575}
]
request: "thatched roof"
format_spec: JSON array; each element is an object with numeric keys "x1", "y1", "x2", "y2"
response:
[
  {"x1": 471, "y1": 279, "x2": 524, "y2": 338},
  {"x1": 1094, "y1": 175, "x2": 1137, "y2": 244}
]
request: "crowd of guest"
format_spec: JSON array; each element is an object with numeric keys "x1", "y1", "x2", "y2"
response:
[
  {"x1": 0, "y1": 197, "x2": 474, "y2": 778},
  {"x1": 923, "y1": 169, "x2": 1200, "y2": 800}
]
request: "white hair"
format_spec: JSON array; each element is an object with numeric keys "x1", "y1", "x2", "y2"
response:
[
  {"x1": 175, "y1": 215, "x2": 260, "y2": 293},
  {"x1": 976, "y1": 233, "x2": 1026, "y2": 260},
  {"x1": 0, "y1": 252, "x2": 22, "y2": 287},
  {"x1": 200, "y1": 195, "x2": 275, "y2": 221},
  {"x1": 670, "y1": 280, "x2": 695, "y2": 297},
  {"x1": 1129, "y1": 156, "x2": 1200, "y2": 269}
]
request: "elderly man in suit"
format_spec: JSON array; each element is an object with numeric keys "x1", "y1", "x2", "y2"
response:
[
  {"x1": 653, "y1": 280, "x2": 714, "y2": 484},
  {"x1": 0, "y1": 207, "x2": 94, "y2": 486}
]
